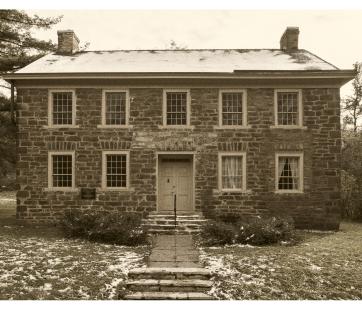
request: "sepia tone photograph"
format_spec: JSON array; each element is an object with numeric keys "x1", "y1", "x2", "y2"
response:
[{"x1": 0, "y1": 1, "x2": 362, "y2": 305}]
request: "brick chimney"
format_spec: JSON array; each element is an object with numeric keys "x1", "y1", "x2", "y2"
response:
[
  {"x1": 280, "y1": 27, "x2": 300, "y2": 51},
  {"x1": 57, "y1": 30, "x2": 80, "y2": 55}
]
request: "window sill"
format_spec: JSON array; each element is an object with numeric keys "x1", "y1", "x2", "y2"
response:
[
  {"x1": 275, "y1": 190, "x2": 304, "y2": 194},
  {"x1": 97, "y1": 187, "x2": 135, "y2": 192},
  {"x1": 43, "y1": 188, "x2": 79, "y2": 192},
  {"x1": 158, "y1": 125, "x2": 195, "y2": 130},
  {"x1": 97, "y1": 125, "x2": 134, "y2": 129},
  {"x1": 213, "y1": 189, "x2": 252, "y2": 194},
  {"x1": 270, "y1": 125, "x2": 307, "y2": 130},
  {"x1": 43, "y1": 125, "x2": 80, "y2": 129},
  {"x1": 213, "y1": 125, "x2": 252, "y2": 130}
]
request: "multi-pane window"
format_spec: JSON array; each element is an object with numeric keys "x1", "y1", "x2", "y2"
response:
[
  {"x1": 221, "y1": 92, "x2": 243, "y2": 126},
  {"x1": 105, "y1": 92, "x2": 126, "y2": 125},
  {"x1": 276, "y1": 91, "x2": 300, "y2": 126},
  {"x1": 276, "y1": 155, "x2": 302, "y2": 191},
  {"x1": 104, "y1": 153, "x2": 128, "y2": 188},
  {"x1": 51, "y1": 92, "x2": 74, "y2": 125},
  {"x1": 219, "y1": 154, "x2": 245, "y2": 191},
  {"x1": 50, "y1": 154, "x2": 73, "y2": 188},
  {"x1": 165, "y1": 92, "x2": 188, "y2": 125}
]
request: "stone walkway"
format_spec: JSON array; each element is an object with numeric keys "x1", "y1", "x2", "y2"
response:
[{"x1": 148, "y1": 234, "x2": 200, "y2": 268}]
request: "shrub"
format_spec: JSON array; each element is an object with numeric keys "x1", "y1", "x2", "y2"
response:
[
  {"x1": 61, "y1": 210, "x2": 149, "y2": 246},
  {"x1": 236, "y1": 216, "x2": 295, "y2": 246},
  {"x1": 200, "y1": 220, "x2": 236, "y2": 246}
]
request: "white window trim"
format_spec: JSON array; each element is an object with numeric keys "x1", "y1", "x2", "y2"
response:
[
  {"x1": 273, "y1": 89, "x2": 304, "y2": 128},
  {"x1": 218, "y1": 89, "x2": 248, "y2": 128},
  {"x1": 101, "y1": 151, "x2": 130, "y2": 190},
  {"x1": 275, "y1": 152, "x2": 304, "y2": 194},
  {"x1": 48, "y1": 89, "x2": 76, "y2": 128},
  {"x1": 99, "y1": 89, "x2": 130, "y2": 128},
  {"x1": 218, "y1": 152, "x2": 247, "y2": 192},
  {"x1": 162, "y1": 89, "x2": 191, "y2": 127},
  {"x1": 47, "y1": 151, "x2": 75, "y2": 191}
]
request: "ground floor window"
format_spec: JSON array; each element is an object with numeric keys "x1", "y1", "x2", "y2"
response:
[
  {"x1": 102, "y1": 151, "x2": 129, "y2": 189},
  {"x1": 218, "y1": 152, "x2": 246, "y2": 191},
  {"x1": 48, "y1": 151, "x2": 75, "y2": 189},
  {"x1": 276, "y1": 153, "x2": 303, "y2": 192}
]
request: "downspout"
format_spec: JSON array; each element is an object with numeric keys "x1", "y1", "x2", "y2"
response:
[{"x1": 10, "y1": 80, "x2": 15, "y2": 124}]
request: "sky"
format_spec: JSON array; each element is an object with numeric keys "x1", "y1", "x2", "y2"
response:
[{"x1": 3, "y1": 10, "x2": 362, "y2": 98}]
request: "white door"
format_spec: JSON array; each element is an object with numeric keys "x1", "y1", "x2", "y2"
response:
[{"x1": 158, "y1": 158, "x2": 193, "y2": 212}]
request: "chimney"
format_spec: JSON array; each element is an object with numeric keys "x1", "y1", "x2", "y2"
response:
[
  {"x1": 57, "y1": 30, "x2": 80, "y2": 55},
  {"x1": 280, "y1": 27, "x2": 299, "y2": 51}
]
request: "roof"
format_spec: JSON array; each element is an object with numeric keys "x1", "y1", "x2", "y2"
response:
[{"x1": 14, "y1": 49, "x2": 339, "y2": 74}]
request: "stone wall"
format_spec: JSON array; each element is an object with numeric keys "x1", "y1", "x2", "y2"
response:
[{"x1": 15, "y1": 86, "x2": 341, "y2": 229}]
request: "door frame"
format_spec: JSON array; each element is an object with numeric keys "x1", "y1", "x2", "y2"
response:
[{"x1": 156, "y1": 151, "x2": 195, "y2": 213}]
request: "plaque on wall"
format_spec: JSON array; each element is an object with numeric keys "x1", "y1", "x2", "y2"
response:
[{"x1": 80, "y1": 188, "x2": 96, "y2": 200}]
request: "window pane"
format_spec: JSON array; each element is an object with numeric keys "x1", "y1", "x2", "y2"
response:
[
  {"x1": 166, "y1": 92, "x2": 187, "y2": 125},
  {"x1": 106, "y1": 154, "x2": 127, "y2": 188},
  {"x1": 222, "y1": 93, "x2": 243, "y2": 126},
  {"x1": 278, "y1": 157, "x2": 299, "y2": 190},
  {"x1": 52, "y1": 92, "x2": 73, "y2": 125},
  {"x1": 52, "y1": 155, "x2": 72, "y2": 187},
  {"x1": 277, "y1": 92, "x2": 298, "y2": 125},
  {"x1": 222, "y1": 156, "x2": 243, "y2": 189},
  {"x1": 105, "y1": 92, "x2": 126, "y2": 125}
]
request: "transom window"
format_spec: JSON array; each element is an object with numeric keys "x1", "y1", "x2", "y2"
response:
[
  {"x1": 48, "y1": 152, "x2": 74, "y2": 189},
  {"x1": 164, "y1": 90, "x2": 189, "y2": 126},
  {"x1": 275, "y1": 90, "x2": 302, "y2": 126},
  {"x1": 102, "y1": 152, "x2": 129, "y2": 189},
  {"x1": 104, "y1": 91, "x2": 127, "y2": 125},
  {"x1": 221, "y1": 92, "x2": 244, "y2": 126},
  {"x1": 51, "y1": 91, "x2": 74, "y2": 126},
  {"x1": 276, "y1": 154, "x2": 303, "y2": 192},
  {"x1": 219, "y1": 153, "x2": 246, "y2": 191}
]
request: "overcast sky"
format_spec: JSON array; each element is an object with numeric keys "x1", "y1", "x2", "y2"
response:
[{"x1": 5, "y1": 10, "x2": 362, "y2": 97}]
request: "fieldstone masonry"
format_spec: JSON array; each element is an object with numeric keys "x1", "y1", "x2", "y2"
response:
[{"x1": 15, "y1": 86, "x2": 341, "y2": 229}]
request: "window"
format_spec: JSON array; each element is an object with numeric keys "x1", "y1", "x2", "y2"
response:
[
  {"x1": 48, "y1": 151, "x2": 75, "y2": 189},
  {"x1": 219, "y1": 90, "x2": 247, "y2": 126},
  {"x1": 163, "y1": 89, "x2": 190, "y2": 126},
  {"x1": 102, "y1": 151, "x2": 129, "y2": 189},
  {"x1": 49, "y1": 90, "x2": 75, "y2": 126},
  {"x1": 275, "y1": 90, "x2": 302, "y2": 127},
  {"x1": 275, "y1": 153, "x2": 303, "y2": 193},
  {"x1": 101, "y1": 90, "x2": 129, "y2": 126},
  {"x1": 218, "y1": 153, "x2": 246, "y2": 191}
]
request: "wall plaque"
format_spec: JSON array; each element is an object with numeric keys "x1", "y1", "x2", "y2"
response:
[{"x1": 80, "y1": 188, "x2": 96, "y2": 200}]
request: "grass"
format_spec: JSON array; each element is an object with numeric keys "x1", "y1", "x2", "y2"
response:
[
  {"x1": 199, "y1": 222, "x2": 362, "y2": 300},
  {"x1": 0, "y1": 191, "x2": 149, "y2": 300}
]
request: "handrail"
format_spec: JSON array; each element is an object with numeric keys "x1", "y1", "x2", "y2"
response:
[{"x1": 173, "y1": 193, "x2": 177, "y2": 228}]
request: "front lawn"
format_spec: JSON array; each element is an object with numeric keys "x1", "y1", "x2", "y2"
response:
[
  {"x1": 199, "y1": 222, "x2": 362, "y2": 300},
  {"x1": 0, "y1": 192, "x2": 149, "y2": 300}
]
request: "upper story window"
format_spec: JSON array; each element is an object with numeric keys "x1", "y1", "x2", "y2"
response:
[
  {"x1": 48, "y1": 90, "x2": 76, "y2": 127},
  {"x1": 218, "y1": 152, "x2": 246, "y2": 192},
  {"x1": 163, "y1": 89, "x2": 190, "y2": 127},
  {"x1": 101, "y1": 90, "x2": 129, "y2": 127},
  {"x1": 275, "y1": 152, "x2": 303, "y2": 193},
  {"x1": 219, "y1": 90, "x2": 247, "y2": 127},
  {"x1": 274, "y1": 89, "x2": 302, "y2": 127},
  {"x1": 102, "y1": 151, "x2": 129, "y2": 190},
  {"x1": 48, "y1": 151, "x2": 75, "y2": 189}
]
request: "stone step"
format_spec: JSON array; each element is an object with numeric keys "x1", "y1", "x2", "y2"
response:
[
  {"x1": 147, "y1": 229, "x2": 201, "y2": 235},
  {"x1": 124, "y1": 291, "x2": 213, "y2": 300},
  {"x1": 144, "y1": 224, "x2": 203, "y2": 229},
  {"x1": 129, "y1": 267, "x2": 211, "y2": 280},
  {"x1": 147, "y1": 215, "x2": 205, "y2": 219},
  {"x1": 126, "y1": 279, "x2": 212, "y2": 293}
]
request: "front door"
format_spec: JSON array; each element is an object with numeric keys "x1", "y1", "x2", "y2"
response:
[{"x1": 158, "y1": 157, "x2": 193, "y2": 212}]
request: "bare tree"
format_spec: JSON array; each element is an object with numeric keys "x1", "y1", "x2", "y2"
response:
[{"x1": 342, "y1": 62, "x2": 362, "y2": 132}]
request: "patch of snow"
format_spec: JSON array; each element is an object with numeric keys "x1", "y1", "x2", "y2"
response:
[
  {"x1": 43, "y1": 283, "x2": 52, "y2": 291},
  {"x1": 309, "y1": 264, "x2": 322, "y2": 271}
]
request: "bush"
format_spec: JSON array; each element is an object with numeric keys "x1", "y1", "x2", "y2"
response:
[
  {"x1": 61, "y1": 210, "x2": 149, "y2": 246},
  {"x1": 341, "y1": 170, "x2": 362, "y2": 221},
  {"x1": 200, "y1": 220, "x2": 236, "y2": 246},
  {"x1": 236, "y1": 216, "x2": 295, "y2": 246}
]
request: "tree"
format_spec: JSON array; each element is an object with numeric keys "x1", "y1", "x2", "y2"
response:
[
  {"x1": 167, "y1": 40, "x2": 187, "y2": 50},
  {"x1": 342, "y1": 62, "x2": 362, "y2": 132},
  {"x1": 0, "y1": 10, "x2": 62, "y2": 75}
]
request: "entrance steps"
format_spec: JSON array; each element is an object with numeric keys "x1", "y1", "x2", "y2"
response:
[
  {"x1": 124, "y1": 267, "x2": 213, "y2": 300},
  {"x1": 142, "y1": 213, "x2": 207, "y2": 235}
]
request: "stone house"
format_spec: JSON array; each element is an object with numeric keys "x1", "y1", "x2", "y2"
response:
[{"x1": 4, "y1": 27, "x2": 354, "y2": 230}]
